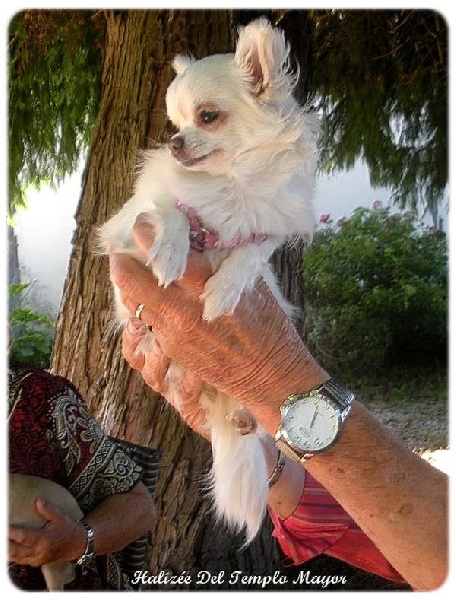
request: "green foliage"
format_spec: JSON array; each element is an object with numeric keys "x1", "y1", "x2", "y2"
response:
[
  {"x1": 302, "y1": 207, "x2": 448, "y2": 377},
  {"x1": 8, "y1": 10, "x2": 103, "y2": 211},
  {"x1": 7, "y1": 9, "x2": 448, "y2": 219},
  {"x1": 312, "y1": 9, "x2": 448, "y2": 215},
  {"x1": 9, "y1": 283, "x2": 55, "y2": 368}
]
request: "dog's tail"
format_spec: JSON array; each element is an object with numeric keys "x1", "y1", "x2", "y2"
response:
[{"x1": 201, "y1": 390, "x2": 269, "y2": 545}]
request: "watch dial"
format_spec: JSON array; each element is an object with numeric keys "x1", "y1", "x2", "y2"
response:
[{"x1": 283, "y1": 397, "x2": 340, "y2": 451}]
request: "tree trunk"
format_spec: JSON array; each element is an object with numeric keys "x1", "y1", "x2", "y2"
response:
[{"x1": 51, "y1": 9, "x2": 282, "y2": 587}]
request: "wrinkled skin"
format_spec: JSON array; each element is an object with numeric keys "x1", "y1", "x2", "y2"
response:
[{"x1": 110, "y1": 215, "x2": 328, "y2": 435}]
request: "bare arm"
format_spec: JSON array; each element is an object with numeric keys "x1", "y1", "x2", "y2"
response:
[
  {"x1": 9, "y1": 481, "x2": 156, "y2": 566},
  {"x1": 81, "y1": 480, "x2": 156, "y2": 557},
  {"x1": 305, "y1": 401, "x2": 447, "y2": 590},
  {"x1": 109, "y1": 215, "x2": 448, "y2": 590}
]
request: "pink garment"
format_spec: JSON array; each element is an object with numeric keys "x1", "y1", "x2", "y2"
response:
[
  {"x1": 176, "y1": 201, "x2": 267, "y2": 251},
  {"x1": 269, "y1": 471, "x2": 406, "y2": 584}
]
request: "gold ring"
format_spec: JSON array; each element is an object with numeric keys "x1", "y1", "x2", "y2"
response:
[{"x1": 135, "y1": 304, "x2": 145, "y2": 320}]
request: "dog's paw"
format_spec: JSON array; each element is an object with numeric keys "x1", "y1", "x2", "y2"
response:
[
  {"x1": 201, "y1": 274, "x2": 243, "y2": 321},
  {"x1": 227, "y1": 408, "x2": 257, "y2": 435},
  {"x1": 147, "y1": 236, "x2": 190, "y2": 287},
  {"x1": 140, "y1": 207, "x2": 190, "y2": 287}
]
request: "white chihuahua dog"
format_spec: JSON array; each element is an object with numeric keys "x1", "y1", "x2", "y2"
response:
[{"x1": 99, "y1": 18, "x2": 318, "y2": 543}]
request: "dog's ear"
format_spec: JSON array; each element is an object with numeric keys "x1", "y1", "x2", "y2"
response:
[
  {"x1": 234, "y1": 17, "x2": 291, "y2": 98},
  {"x1": 172, "y1": 54, "x2": 195, "y2": 76}
]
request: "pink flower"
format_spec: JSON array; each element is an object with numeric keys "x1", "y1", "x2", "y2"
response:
[{"x1": 319, "y1": 213, "x2": 330, "y2": 223}]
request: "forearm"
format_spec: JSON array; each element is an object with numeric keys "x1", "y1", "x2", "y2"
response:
[
  {"x1": 309, "y1": 402, "x2": 447, "y2": 591},
  {"x1": 84, "y1": 482, "x2": 156, "y2": 556},
  {"x1": 258, "y1": 400, "x2": 447, "y2": 591},
  {"x1": 109, "y1": 229, "x2": 448, "y2": 589}
]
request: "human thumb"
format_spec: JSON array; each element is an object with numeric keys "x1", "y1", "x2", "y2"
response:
[{"x1": 34, "y1": 498, "x2": 64, "y2": 523}]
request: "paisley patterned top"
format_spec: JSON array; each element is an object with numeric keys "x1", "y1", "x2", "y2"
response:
[{"x1": 8, "y1": 361, "x2": 143, "y2": 591}]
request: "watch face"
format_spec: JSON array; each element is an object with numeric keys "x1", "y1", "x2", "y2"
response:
[{"x1": 282, "y1": 395, "x2": 341, "y2": 452}]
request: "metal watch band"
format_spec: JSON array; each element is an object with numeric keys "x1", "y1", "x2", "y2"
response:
[
  {"x1": 76, "y1": 522, "x2": 95, "y2": 566},
  {"x1": 319, "y1": 378, "x2": 354, "y2": 418}
]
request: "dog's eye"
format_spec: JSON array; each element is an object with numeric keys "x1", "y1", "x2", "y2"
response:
[{"x1": 200, "y1": 110, "x2": 219, "y2": 125}]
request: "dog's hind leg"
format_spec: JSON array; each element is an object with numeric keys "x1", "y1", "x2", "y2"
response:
[{"x1": 201, "y1": 390, "x2": 269, "y2": 544}]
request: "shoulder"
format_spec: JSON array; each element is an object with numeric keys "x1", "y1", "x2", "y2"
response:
[
  {"x1": 9, "y1": 361, "x2": 80, "y2": 394},
  {"x1": 9, "y1": 361, "x2": 86, "y2": 421}
]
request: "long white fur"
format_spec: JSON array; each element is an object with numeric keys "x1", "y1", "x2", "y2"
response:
[{"x1": 99, "y1": 18, "x2": 318, "y2": 544}]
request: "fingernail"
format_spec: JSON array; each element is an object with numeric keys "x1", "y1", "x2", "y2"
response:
[{"x1": 127, "y1": 317, "x2": 147, "y2": 334}]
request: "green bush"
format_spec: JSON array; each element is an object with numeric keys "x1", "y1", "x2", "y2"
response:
[
  {"x1": 9, "y1": 283, "x2": 55, "y2": 368},
  {"x1": 302, "y1": 207, "x2": 448, "y2": 377}
]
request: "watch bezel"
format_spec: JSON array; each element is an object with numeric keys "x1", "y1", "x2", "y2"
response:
[{"x1": 278, "y1": 393, "x2": 344, "y2": 454}]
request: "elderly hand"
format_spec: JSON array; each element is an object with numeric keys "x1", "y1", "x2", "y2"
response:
[
  {"x1": 109, "y1": 215, "x2": 328, "y2": 435},
  {"x1": 122, "y1": 317, "x2": 208, "y2": 436},
  {"x1": 9, "y1": 499, "x2": 87, "y2": 566}
]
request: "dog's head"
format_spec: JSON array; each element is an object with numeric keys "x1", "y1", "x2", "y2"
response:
[{"x1": 165, "y1": 18, "x2": 301, "y2": 175}]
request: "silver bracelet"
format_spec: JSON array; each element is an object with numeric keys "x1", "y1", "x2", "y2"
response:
[
  {"x1": 267, "y1": 449, "x2": 286, "y2": 487},
  {"x1": 76, "y1": 522, "x2": 95, "y2": 566}
]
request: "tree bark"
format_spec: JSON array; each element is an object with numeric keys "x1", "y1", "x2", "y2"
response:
[{"x1": 51, "y1": 9, "x2": 282, "y2": 587}]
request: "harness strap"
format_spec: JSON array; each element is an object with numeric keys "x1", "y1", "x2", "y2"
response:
[{"x1": 176, "y1": 201, "x2": 268, "y2": 251}]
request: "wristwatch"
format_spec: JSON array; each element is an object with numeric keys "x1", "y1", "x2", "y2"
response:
[
  {"x1": 274, "y1": 379, "x2": 354, "y2": 463},
  {"x1": 76, "y1": 522, "x2": 95, "y2": 566}
]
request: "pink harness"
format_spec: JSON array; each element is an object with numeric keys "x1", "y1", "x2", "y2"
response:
[{"x1": 176, "y1": 201, "x2": 268, "y2": 251}]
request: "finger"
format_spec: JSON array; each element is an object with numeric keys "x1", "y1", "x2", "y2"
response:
[
  {"x1": 9, "y1": 525, "x2": 28, "y2": 545},
  {"x1": 132, "y1": 215, "x2": 213, "y2": 295},
  {"x1": 122, "y1": 318, "x2": 148, "y2": 370},
  {"x1": 8, "y1": 536, "x2": 34, "y2": 564},
  {"x1": 9, "y1": 524, "x2": 39, "y2": 546},
  {"x1": 141, "y1": 344, "x2": 172, "y2": 396},
  {"x1": 176, "y1": 371, "x2": 209, "y2": 437},
  {"x1": 131, "y1": 214, "x2": 157, "y2": 258},
  {"x1": 8, "y1": 538, "x2": 22, "y2": 561},
  {"x1": 109, "y1": 252, "x2": 204, "y2": 329},
  {"x1": 34, "y1": 498, "x2": 63, "y2": 522},
  {"x1": 180, "y1": 250, "x2": 213, "y2": 296},
  {"x1": 9, "y1": 532, "x2": 43, "y2": 567},
  {"x1": 179, "y1": 369, "x2": 204, "y2": 399},
  {"x1": 109, "y1": 253, "x2": 162, "y2": 323}
]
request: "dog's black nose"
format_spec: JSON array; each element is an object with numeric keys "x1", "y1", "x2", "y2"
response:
[{"x1": 169, "y1": 135, "x2": 185, "y2": 152}]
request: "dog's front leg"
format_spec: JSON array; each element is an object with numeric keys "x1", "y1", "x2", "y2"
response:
[
  {"x1": 202, "y1": 236, "x2": 283, "y2": 321},
  {"x1": 143, "y1": 206, "x2": 191, "y2": 287}
]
